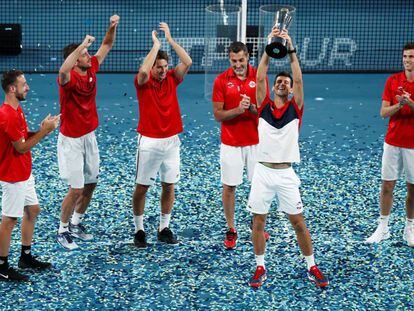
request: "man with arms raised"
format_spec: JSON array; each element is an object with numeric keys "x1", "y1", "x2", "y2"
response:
[
  {"x1": 247, "y1": 29, "x2": 328, "y2": 288},
  {"x1": 132, "y1": 23, "x2": 192, "y2": 248},
  {"x1": 56, "y1": 15, "x2": 119, "y2": 250}
]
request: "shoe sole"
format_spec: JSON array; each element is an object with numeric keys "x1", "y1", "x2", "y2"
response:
[
  {"x1": 70, "y1": 233, "x2": 93, "y2": 241},
  {"x1": 364, "y1": 232, "x2": 390, "y2": 244},
  {"x1": 249, "y1": 275, "x2": 267, "y2": 288},
  {"x1": 56, "y1": 237, "x2": 79, "y2": 251},
  {"x1": 308, "y1": 276, "x2": 329, "y2": 288}
]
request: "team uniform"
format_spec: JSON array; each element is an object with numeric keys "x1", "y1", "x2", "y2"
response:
[
  {"x1": 381, "y1": 71, "x2": 414, "y2": 183},
  {"x1": 247, "y1": 96, "x2": 303, "y2": 215},
  {"x1": 212, "y1": 65, "x2": 259, "y2": 185},
  {"x1": 57, "y1": 56, "x2": 100, "y2": 189},
  {"x1": 0, "y1": 103, "x2": 38, "y2": 218},
  {"x1": 134, "y1": 69, "x2": 183, "y2": 185}
]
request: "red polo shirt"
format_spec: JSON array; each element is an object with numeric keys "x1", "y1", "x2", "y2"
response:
[
  {"x1": 382, "y1": 71, "x2": 414, "y2": 148},
  {"x1": 134, "y1": 69, "x2": 183, "y2": 138},
  {"x1": 0, "y1": 103, "x2": 32, "y2": 182},
  {"x1": 58, "y1": 56, "x2": 99, "y2": 138},
  {"x1": 212, "y1": 65, "x2": 259, "y2": 146}
]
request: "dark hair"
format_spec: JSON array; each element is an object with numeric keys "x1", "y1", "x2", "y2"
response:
[
  {"x1": 1, "y1": 69, "x2": 24, "y2": 92},
  {"x1": 63, "y1": 43, "x2": 81, "y2": 60},
  {"x1": 228, "y1": 41, "x2": 248, "y2": 55},
  {"x1": 273, "y1": 71, "x2": 293, "y2": 87},
  {"x1": 155, "y1": 50, "x2": 169, "y2": 63},
  {"x1": 403, "y1": 42, "x2": 414, "y2": 51}
]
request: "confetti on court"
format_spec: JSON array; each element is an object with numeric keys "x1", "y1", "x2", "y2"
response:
[{"x1": 1, "y1": 74, "x2": 413, "y2": 309}]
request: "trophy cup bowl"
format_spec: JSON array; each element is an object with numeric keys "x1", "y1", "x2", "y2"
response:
[{"x1": 265, "y1": 6, "x2": 295, "y2": 59}]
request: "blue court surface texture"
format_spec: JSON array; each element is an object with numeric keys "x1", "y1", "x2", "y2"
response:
[{"x1": 0, "y1": 73, "x2": 413, "y2": 310}]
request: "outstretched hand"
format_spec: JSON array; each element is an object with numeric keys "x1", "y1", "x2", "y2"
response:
[
  {"x1": 82, "y1": 35, "x2": 95, "y2": 48},
  {"x1": 152, "y1": 30, "x2": 161, "y2": 48},
  {"x1": 110, "y1": 15, "x2": 120, "y2": 28},
  {"x1": 41, "y1": 114, "x2": 60, "y2": 133},
  {"x1": 159, "y1": 22, "x2": 172, "y2": 42}
]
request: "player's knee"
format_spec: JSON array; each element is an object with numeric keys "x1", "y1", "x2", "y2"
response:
[
  {"x1": 1, "y1": 216, "x2": 18, "y2": 231},
  {"x1": 253, "y1": 214, "x2": 266, "y2": 231},
  {"x1": 161, "y1": 182, "x2": 174, "y2": 194},
  {"x1": 223, "y1": 184, "x2": 236, "y2": 194},
  {"x1": 291, "y1": 218, "x2": 306, "y2": 233},
  {"x1": 134, "y1": 184, "x2": 149, "y2": 197},
  {"x1": 407, "y1": 183, "x2": 414, "y2": 197},
  {"x1": 382, "y1": 181, "x2": 395, "y2": 195},
  {"x1": 25, "y1": 205, "x2": 41, "y2": 220},
  {"x1": 70, "y1": 187, "x2": 84, "y2": 198}
]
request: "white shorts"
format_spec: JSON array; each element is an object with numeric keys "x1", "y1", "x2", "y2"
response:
[
  {"x1": 247, "y1": 163, "x2": 303, "y2": 215},
  {"x1": 381, "y1": 142, "x2": 414, "y2": 184},
  {"x1": 1, "y1": 175, "x2": 39, "y2": 218},
  {"x1": 220, "y1": 143, "x2": 257, "y2": 186},
  {"x1": 57, "y1": 131, "x2": 100, "y2": 189},
  {"x1": 135, "y1": 134, "x2": 180, "y2": 186}
]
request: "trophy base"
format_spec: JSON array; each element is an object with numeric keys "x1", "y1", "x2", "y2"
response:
[{"x1": 265, "y1": 41, "x2": 288, "y2": 59}]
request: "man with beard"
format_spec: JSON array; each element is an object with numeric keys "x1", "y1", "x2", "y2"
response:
[
  {"x1": 0, "y1": 70, "x2": 59, "y2": 281},
  {"x1": 212, "y1": 42, "x2": 269, "y2": 249},
  {"x1": 56, "y1": 15, "x2": 119, "y2": 250},
  {"x1": 247, "y1": 29, "x2": 328, "y2": 288}
]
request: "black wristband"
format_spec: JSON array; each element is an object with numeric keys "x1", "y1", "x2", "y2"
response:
[{"x1": 287, "y1": 48, "x2": 296, "y2": 54}]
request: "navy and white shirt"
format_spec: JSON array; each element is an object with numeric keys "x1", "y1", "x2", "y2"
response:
[{"x1": 257, "y1": 96, "x2": 303, "y2": 163}]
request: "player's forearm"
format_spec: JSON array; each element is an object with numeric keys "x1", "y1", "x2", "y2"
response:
[
  {"x1": 257, "y1": 52, "x2": 270, "y2": 82},
  {"x1": 214, "y1": 108, "x2": 243, "y2": 122},
  {"x1": 289, "y1": 52, "x2": 303, "y2": 84},
  {"x1": 169, "y1": 39, "x2": 192, "y2": 67},
  {"x1": 14, "y1": 129, "x2": 49, "y2": 154},
  {"x1": 59, "y1": 44, "x2": 85, "y2": 74},
  {"x1": 140, "y1": 44, "x2": 160, "y2": 74},
  {"x1": 102, "y1": 24, "x2": 117, "y2": 48},
  {"x1": 380, "y1": 104, "x2": 401, "y2": 118}
]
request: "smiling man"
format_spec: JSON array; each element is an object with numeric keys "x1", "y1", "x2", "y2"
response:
[
  {"x1": 56, "y1": 15, "x2": 119, "y2": 250},
  {"x1": 132, "y1": 23, "x2": 192, "y2": 248},
  {"x1": 212, "y1": 42, "x2": 269, "y2": 249},
  {"x1": 365, "y1": 43, "x2": 414, "y2": 246}
]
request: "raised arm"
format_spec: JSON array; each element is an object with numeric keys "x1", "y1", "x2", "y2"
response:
[
  {"x1": 280, "y1": 30, "x2": 304, "y2": 109},
  {"x1": 58, "y1": 35, "x2": 95, "y2": 86},
  {"x1": 12, "y1": 114, "x2": 60, "y2": 154},
  {"x1": 136, "y1": 31, "x2": 161, "y2": 86},
  {"x1": 256, "y1": 51, "x2": 270, "y2": 108},
  {"x1": 95, "y1": 15, "x2": 120, "y2": 65},
  {"x1": 159, "y1": 22, "x2": 192, "y2": 81}
]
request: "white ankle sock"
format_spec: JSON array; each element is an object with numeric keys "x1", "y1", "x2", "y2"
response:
[
  {"x1": 159, "y1": 213, "x2": 171, "y2": 231},
  {"x1": 59, "y1": 222, "x2": 69, "y2": 234},
  {"x1": 406, "y1": 218, "x2": 414, "y2": 228},
  {"x1": 379, "y1": 214, "x2": 390, "y2": 228},
  {"x1": 133, "y1": 215, "x2": 144, "y2": 233},
  {"x1": 255, "y1": 254, "x2": 265, "y2": 268},
  {"x1": 71, "y1": 212, "x2": 84, "y2": 226},
  {"x1": 305, "y1": 254, "x2": 316, "y2": 270}
]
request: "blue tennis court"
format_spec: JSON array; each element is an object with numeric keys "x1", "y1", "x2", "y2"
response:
[{"x1": 0, "y1": 73, "x2": 413, "y2": 309}]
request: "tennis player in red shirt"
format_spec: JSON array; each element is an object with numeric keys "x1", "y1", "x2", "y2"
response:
[
  {"x1": 366, "y1": 43, "x2": 414, "y2": 246},
  {"x1": 56, "y1": 15, "x2": 119, "y2": 250},
  {"x1": 132, "y1": 23, "x2": 192, "y2": 248},
  {"x1": 0, "y1": 70, "x2": 59, "y2": 281}
]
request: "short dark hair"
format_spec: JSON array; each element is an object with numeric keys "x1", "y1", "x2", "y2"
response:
[
  {"x1": 1, "y1": 69, "x2": 24, "y2": 92},
  {"x1": 274, "y1": 71, "x2": 293, "y2": 87},
  {"x1": 403, "y1": 42, "x2": 414, "y2": 51},
  {"x1": 228, "y1": 41, "x2": 248, "y2": 55},
  {"x1": 155, "y1": 50, "x2": 169, "y2": 63},
  {"x1": 63, "y1": 43, "x2": 80, "y2": 60}
]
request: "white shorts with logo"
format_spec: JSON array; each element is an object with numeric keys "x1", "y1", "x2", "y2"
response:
[
  {"x1": 247, "y1": 163, "x2": 303, "y2": 215},
  {"x1": 220, "y1": 143, "x2": 257, "y2": 186},
  {"x1": 135, "y1": 134, "x2": 180, "y2": 186},
  {"x1": 57, "y1": 131, "x2": 100, "y2": 189},
  {"x1": 381, "y1": 142, "x2": 414, "y2": 184},
  {"x1": 1, "y1": 174, "x2": 39, "y2": 218}
]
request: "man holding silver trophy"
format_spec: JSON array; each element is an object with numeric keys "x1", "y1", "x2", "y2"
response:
[{"x1": 246, "y1": 25, "x2": 329, "y2": 288}]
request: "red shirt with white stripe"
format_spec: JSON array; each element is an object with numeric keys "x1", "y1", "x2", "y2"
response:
[
  {"x1": 58, "y1": 56, "x2": 100, "y2": 138},
  {"x1": 212, "y1": 65, "x2": 259, "y2": 147},
  {"x1": 0, "y1": 103, "x2": 32, "y2": 182},
  {"x1": 382, "y1": 71, "x2": 414, "y2": 148},
  {"x1": 134, "y1": 69, "x2": 183, "y2": 138}
]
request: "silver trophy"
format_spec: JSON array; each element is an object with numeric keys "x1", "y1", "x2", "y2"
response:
[{"x1": 265, "y1": 7, "x2": 294, "y2": 59}]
